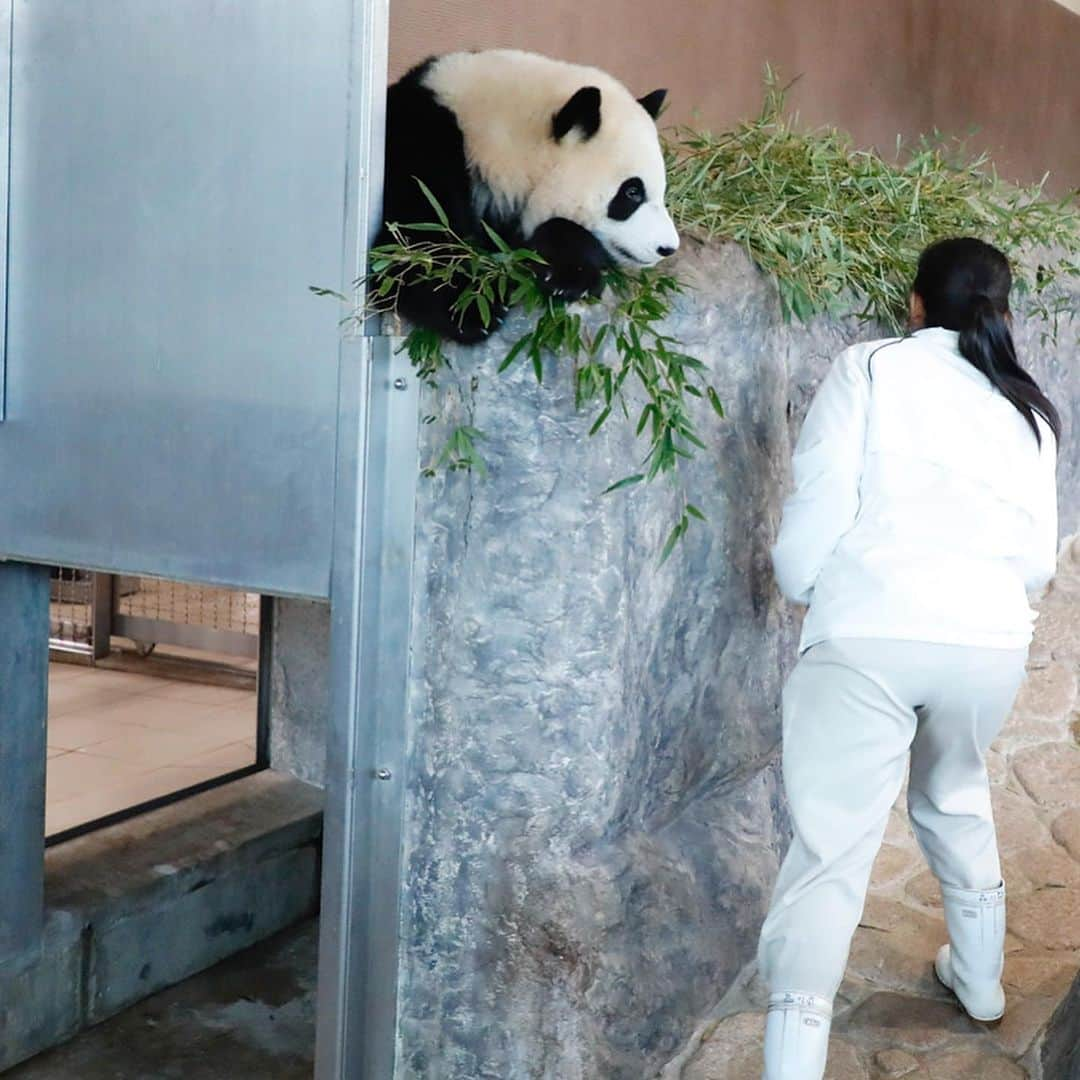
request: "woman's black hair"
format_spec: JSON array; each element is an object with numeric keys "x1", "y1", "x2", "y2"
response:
[{"x1": 912, "y1": 236, "x2": 1061, "y2": 449}]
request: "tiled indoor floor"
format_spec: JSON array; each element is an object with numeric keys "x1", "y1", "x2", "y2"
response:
[{"x1": 46, "y1": 663, "x2": 257, "y2": 837}]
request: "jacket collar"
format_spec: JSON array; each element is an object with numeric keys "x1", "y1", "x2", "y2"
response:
[
  {"x1": 910, "y1": 326, "x2": 961, "y2": 349},
  {"x1": 909, "y1": 326, "x2": 992, "y2": 389}
]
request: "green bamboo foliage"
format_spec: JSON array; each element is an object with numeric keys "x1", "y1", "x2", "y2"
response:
[
  {"x1": 344, "y1": 182, "x2": 720, "y2": 561},
  {"x1": 321, "y1": 74, "x2": 1080, "y2": 559},
  {"x1": 665, "y1": 69, "x2": 1080, "y2": 336}
]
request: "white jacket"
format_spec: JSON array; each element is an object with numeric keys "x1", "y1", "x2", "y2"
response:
[{"x1": 772, "y1": 326, "x2": 1059, "y2": 654}]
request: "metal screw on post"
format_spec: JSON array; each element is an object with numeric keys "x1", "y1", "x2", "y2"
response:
[
  {"x1": 392, "y1": 377, "x2": 407, "y2": 391},
  {"x1": 374, "y1": 767, "x2": 392, "y2": 781}
]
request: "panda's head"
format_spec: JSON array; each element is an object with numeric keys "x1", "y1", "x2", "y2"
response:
[{"x1": 524, "y1": 83, "x2": 679, "y2": 268}]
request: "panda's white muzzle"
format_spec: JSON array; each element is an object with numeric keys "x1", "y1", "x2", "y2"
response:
[{"x1": 601, "y1": 203, "x2": 680, "y2": 267}]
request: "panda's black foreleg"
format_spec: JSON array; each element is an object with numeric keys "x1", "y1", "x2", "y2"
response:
[
  {"x1": 529, "y1": 218, "x2": 613, "y2": 302},
  {"x1": 393, "y1": 276, "x2": 506, "y2": 345}
]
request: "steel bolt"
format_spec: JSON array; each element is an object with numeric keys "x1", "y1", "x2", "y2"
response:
[
  {"x1": 393, "y1": 377, "x2": 407, "y2": 391},
  {"x1": 375, "y1": 767, "x2": 393, "y2": 781}
]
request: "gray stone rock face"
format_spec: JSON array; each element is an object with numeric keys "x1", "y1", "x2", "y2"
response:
[
  {"x1": 395, "y1": 241, "x2": 864, "y2": 1079},
  {"x1": 269, "y1": 241, "x2": 1080, "y2": 1079},
  {"x1": 268, "y1": 598, "x2": 330, "y2": 787},
  {"x1": 1012, "y1": 298, "x2": 1080, "y2": 540}
]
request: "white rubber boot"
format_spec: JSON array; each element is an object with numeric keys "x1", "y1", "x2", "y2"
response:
[
  {"x1": 934, "y1": 880, "x2": 1006, "y2": 1022},
  {"x1": 762, "y1": 991, "x2": 832, "y2": 1079}
]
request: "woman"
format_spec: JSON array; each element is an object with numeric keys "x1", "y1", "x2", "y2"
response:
[{"x1": 758, "y1": 237, "x2": 1061, "y2": 1079}]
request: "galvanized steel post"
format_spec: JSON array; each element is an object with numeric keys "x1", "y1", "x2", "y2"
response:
[
  {"x1": 316, "y1": 0, "x2": 407, "y2": 1077},
  {"x1": 0, "y1": 562, "x2": 48, "y2": 964},
  {"x1": 0, "y1": 0, "x2": 10, "y2": 423}
]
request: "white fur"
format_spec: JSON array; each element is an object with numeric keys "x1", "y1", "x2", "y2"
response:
[{"x1": 422, "y1": 49, "x2": 679, "y2": 266}]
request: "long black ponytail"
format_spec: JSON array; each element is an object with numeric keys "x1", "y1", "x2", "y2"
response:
[{"x1": 912, "y1": 237, "x2": 1061, "y2": 449}]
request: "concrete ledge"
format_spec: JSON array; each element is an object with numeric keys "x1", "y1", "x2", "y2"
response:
[{"x1": 0, "y1": 771, "x2": 322, "y2": 1072}]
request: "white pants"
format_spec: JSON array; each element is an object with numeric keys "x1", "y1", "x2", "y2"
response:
[{"x1": 757, "y1": 637, "x2": 1027, "y2": 1000}]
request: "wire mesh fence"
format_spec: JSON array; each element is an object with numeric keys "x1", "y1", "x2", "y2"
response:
[
  {"x1": 49, "y1": 567, "x2": 94, "y2": 648},
  {"x1": 116, "y1": 578, "x2": 260, "y2": 638},
  {"x1": 48, "y1": 568, "x2": 260, "y2": 662}
]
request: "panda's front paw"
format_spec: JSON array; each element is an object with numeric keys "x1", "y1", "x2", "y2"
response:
[
  {"x1": 530, "y1": 218, "x2": 612, "y2": 302},
  {"x1": 536, "y1": 263, "x2": 604, "y2": 303}
]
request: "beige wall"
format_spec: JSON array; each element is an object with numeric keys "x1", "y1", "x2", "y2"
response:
[{"x1": 389, "y1": 0, "x2": 1080, "y2": 194}]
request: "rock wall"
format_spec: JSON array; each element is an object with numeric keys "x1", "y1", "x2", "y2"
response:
[
  {"x1": 267, "y1": 597, "x2": 330, "y2": 788},
  {"x1": 270, "y1": 241, "x2": 1079, "y2": 1079},
  {"x1": 1016, "y1": 303, "x2": 1080, "y2": 539}
]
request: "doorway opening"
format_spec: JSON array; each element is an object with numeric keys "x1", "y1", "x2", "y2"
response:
[{"x1": 46, "y1": 570, "x2": 270, "y2": 844}]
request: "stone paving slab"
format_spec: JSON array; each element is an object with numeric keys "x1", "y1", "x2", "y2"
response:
[
  {"x1": 6, "y1": 920, "x2": 317, "y2": 1079},
  {"x1": 664, "y1": 539, "x2": 1080, "y2": 1079}
]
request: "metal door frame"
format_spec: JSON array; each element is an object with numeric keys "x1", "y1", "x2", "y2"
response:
[
  {"x1": 0, "y1": 0, "x2": 406, "y2": 1070},
  {"x1": 0, "y1": 0, "x2": 10, "y2": 422},
  {"x1": 317, "y1": 1, "x2": 417, "y2": 1078}
]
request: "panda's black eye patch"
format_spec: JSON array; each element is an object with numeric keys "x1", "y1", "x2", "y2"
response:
[{"x1": 607, "y1": 177, "x2": 646, "y2": 221}]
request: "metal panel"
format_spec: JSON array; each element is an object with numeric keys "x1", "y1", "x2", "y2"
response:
[
  {"x1": 0, "y1": 0, "x2": 10, "y2": 422},
  {"x1": 0, "y1": 0, "x2": 409, "y2": 1071},
  {"x1": 0, "y1": 562, "x2": 48, "y2": 965},
  {"x1": 0, "y1": 0, "x2": 355, "y2": 598}
]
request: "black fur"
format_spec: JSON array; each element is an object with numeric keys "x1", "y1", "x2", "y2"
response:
[
  {"x1": 531, "y1": 218, "x2": 612, "y2": 300},
  {"x1": 552, "y1": 86, "x2": 602, "y2": 141},
  {"x1": 379, "y1": 59, "x2": 613, "y2": 344},
  {"x1": 377, "y1": 59, "x2": 499, "y2": 343},
  {"x1": 637, "y1": 89, "x2": 667, "y2": 119},
  {"x1": 607, "y1": 177, "x2": 646, "y2": 222}
]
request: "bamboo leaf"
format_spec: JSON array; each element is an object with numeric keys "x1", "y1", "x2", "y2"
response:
[
  {"x1": 397, "y1": 221, "x2": 451, "y2": 233},
  {"x1": 588, "y1": 407, "x2": 612, "y2": 436},
  {"x1": 481, "y1": 221, "x2": 512, "y2": 252},
  {"x1": 309, "y1": 285, "x2": 349, "y2": 301},
  {"x1": 498, "y1": 335, "x2": 531, "y2": 372},
  {"x1": 414, "y1": 178, "x2": 450, "y2": 228},
  {"x1": 590, "y1": 324, "x2": 610, "y2": 356},
  {"x1": 658, "y1": 517, "x2": 686, "y2": 565},
  {"x1": 602, "y1": 473, "x2": 645, "y2": 495},
  {"x1": 635, "y1": 404, "x2": 656, "y2": 436}
]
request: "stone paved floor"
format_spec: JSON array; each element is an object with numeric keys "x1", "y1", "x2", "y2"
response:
[
  {"x1": 665, "y1": 539, "x2": 1080, "y2": 1080},
  {"x1": 6, "y1": 920, "x2": 317, "y2": 1079}
]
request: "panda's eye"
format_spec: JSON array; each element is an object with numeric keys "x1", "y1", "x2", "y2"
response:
[{"x1": 608, "y1": 177, "x2": 647, "y2": 221}]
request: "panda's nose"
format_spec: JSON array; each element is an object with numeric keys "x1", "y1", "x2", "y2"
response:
[{"x1": 657, "y1": 245, "x2": 676, "y2": 258}]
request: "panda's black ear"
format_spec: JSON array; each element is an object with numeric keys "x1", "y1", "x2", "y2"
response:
[
  {"x1": 637, "y1": 89, "x2": 667, "y2": 120},
  {"x1": 552, "y1": 86, "x2": 602, "y2": 142}
]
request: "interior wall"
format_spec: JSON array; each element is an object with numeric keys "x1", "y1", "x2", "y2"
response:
[{"x1": 389, "y1": 0, "x2": 1080, "y2": 193}]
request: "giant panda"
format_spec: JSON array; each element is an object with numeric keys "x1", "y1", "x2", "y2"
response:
[{"x1": 378, "y1": 49, "x2": 680, "y2": 343}]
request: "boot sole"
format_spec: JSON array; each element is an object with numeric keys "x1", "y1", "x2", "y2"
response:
[{"x1": 933, "y1": 959, "x2": 1004, "y2": 1025}]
